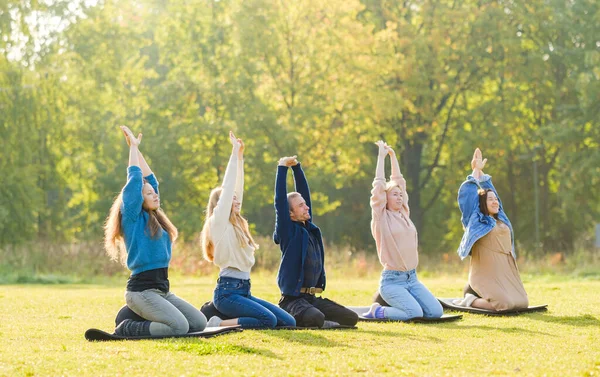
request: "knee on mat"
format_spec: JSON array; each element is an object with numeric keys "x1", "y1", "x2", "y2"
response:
[
  {"x1": 258, "y1": 312, "x2": 278, "y2": 329},
  {"x1": 425, "y1": 302, "x2": 444, "y2": 318},
  {"x1": 188, "y1": 312, "x2": 208, "y2": 332},
  {"x1": 167, "y1": 317, "x2": 190, "y2": 335},
  {"x1": 300, "y1": 307, "x2": 325, "y2": 327},
  {"x1": 338, "y1": 309, "x2": 359, "y2": 326},
  {"x1": 408, "y1": 306, "x2": 424, "y2": 318},
  {"x1": 495, "y1": 293, "x2": 515, "y2": 311},
  {"x1": 281, "y1": 316, "x2": 296, "y2": 327}
]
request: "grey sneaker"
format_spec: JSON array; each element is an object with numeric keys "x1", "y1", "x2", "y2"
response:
[{"x1": 322, "y1": 320, "x2": 340, "y2": 328}]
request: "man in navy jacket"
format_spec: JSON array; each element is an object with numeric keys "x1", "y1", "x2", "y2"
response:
[{"x1": 273, "y1": 156, "x2": 358, "y2": 328}]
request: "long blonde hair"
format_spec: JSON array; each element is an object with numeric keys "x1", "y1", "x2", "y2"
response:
[
  {"x1": 200, "y1": 187, "x2": 258, "y2": 262},
  {"x1": 104, "y1": 180, "x2": 178, "y2": 265}
]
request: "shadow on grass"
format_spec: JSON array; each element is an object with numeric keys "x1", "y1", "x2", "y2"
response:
[
  {"x1": 355, "y1": 329, "x2": 443, "y2": 343},
  {"x1": 157, "y1": 339, "x2": 281, "y2": 359},
  {"x1": 260, "y1": 329, "x2": 351, "y2": 348},
  {"x1": 525, "y1": 313, "x2": 600, "y2": 327},
  {"x1": 439, "y1": 323, "x2": 555, "y2": 337}
]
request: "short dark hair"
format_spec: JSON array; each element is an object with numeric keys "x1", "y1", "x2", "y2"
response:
[{"x1": 478, "y1": 188, "x2": 497, "y2": 218}]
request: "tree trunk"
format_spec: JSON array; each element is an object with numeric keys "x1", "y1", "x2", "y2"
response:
[{"x1": 401, "y1": 133, "x2": 427, "y2": 234}]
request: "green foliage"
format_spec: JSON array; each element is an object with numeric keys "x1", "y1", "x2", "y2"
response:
[{"x1": 0, "y1": 0, "x2": 598, "y2": 255}]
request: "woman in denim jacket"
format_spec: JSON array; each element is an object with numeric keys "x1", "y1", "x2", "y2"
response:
[
  {"x1": 200, "y1": 131, "x2": 295, "y2": 329},
  {"x1": 454, "y1": 148, "x2": 528, "y2": 310}
]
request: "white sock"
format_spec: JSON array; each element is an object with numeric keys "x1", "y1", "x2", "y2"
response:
[
  {"x1": 364, "y1": 302, "x2": 384, "y2": 318},
  {"x1": 453, "y1": 293, "x2": 477, "y2": 307},
  {"x1": 463, "y1": 293, "x2": 477, "y2": 307},
  {"x1": 206, "y1": 316, "x2": 223, "y2": 327}
]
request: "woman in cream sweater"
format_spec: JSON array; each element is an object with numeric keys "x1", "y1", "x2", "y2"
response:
[
  {"x1": 364, "y1": 141, "x2": 443, "y2": 320},
  {"x1": 200, "y1": 131, "x2": 295, "y2": 329}
]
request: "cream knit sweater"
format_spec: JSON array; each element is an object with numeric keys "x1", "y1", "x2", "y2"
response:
[{"x1": 210, "y1": 153, "x2": 256, "y2": 273}]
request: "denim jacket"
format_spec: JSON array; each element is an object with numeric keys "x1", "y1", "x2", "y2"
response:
[{"x1": 457, "y1": 174, "x2": 515, "y2": 260}]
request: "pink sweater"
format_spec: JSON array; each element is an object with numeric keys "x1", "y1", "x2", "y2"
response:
[{"x1": 370, "y1": 163, "x2": 419, "y2": 271}]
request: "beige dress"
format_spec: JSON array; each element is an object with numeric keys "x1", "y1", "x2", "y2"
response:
[{"x1": 468, "y1": 221, "x2": 529, "y2": 311}]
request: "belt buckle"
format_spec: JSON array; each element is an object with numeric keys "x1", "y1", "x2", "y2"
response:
[{"x1": 309, "y1": 287, "x2": 316, "y2": 295}]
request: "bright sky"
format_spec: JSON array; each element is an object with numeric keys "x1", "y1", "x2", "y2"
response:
[{"x1": 4, "y1": 0, "x2": 99, "y2": 64}]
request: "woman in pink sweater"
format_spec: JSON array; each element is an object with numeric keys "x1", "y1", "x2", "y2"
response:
[{"x1": 364, "y1": 141, "x2": 443, "y2": 320}]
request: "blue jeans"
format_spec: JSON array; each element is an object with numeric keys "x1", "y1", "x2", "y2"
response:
[
  {"x1": 379, "y1": 269, "x2": 443, "y2": 320},
  {"x1": 213, "y1": 277, "x2": 296, "y2": 329}
]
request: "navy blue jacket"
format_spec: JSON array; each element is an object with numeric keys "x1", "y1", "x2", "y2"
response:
[{"x1": 273, "y1": 164, "x2": 326, "y2": 296}]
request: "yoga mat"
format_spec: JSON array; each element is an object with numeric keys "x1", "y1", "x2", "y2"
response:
[
  {"x1": 437, "y1": 298, "x2": 548, "y2": 316},
  {"x1": 347, "y1": 306, "x2": 462, "y2": 323},
  {"x1": 85, "y1": 326, "x2": 242, "y2": 341}
]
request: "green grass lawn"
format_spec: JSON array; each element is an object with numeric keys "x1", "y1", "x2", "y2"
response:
[{"x1": 1, "y1": 272, "x2": 599, "y2": 377}]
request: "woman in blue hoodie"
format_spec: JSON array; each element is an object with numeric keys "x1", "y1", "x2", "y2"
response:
[
  {"x1": 454, "y1": 148, "x2": 528, "y2": 311},
  {"x1": 104, "y1": 126, "x2": 207, "y2": 336}
]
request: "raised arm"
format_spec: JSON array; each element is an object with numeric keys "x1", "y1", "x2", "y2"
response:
[
  {"x1": 290, "y1": 158, "x2": 312, "y2": 219},
  {"x1": 458, "y1": 148, "x2": 499, "y2": 226},
  {"x1": 119, "y1": 126, "x2": 144, "y2": 222},
  {"x1": 387, "y1": 146, "x2": 409, "y2": 216},
  {"x1": 235, "y1": 138, "x2": 245, "y2": 209},
  {"x1": 121, "y1": 126, "x2": 158, "y2": 194},
  {"x1": 370, "y1": 141, "x2": 389, "y2": 218},
  {"x1": 211, "y1": 132, "x2": 241, "y2": 227},
  {"x1": 138, "y1": 151, "x2": 161, "y2": 197},
  {"x1": 273, "y1": 156, "x2": 297, "y2": 242},
  {"x1": 458, "y1": 180, "x2": 481, "y2": 228},
  {"x1": 121, "y1": 126, "x2": 141, "y2": 169},
  {"x1": 470, "y1": 148, "x2": 487, "y2": 181}
]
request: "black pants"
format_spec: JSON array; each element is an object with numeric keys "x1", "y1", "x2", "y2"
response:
[{"x1": 279, "y1": 294, "x2": 358, "y2": 328}]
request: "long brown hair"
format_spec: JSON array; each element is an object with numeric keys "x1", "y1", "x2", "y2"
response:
[
  {"x1": 200, "y1": 187, "x2": 258, "y2": 262},
  {"x1": 104, "y1": 180, "x2": 178, "y2": 265}
]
